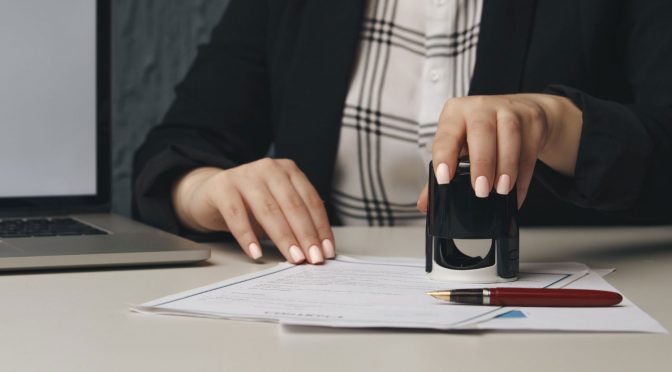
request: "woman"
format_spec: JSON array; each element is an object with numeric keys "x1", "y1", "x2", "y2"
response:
[{"x1": 133, "y1": 0, "x2": 672, "y2": 265}]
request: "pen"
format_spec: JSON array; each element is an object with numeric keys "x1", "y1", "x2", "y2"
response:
[{"x1": 426, "y1": 288, "x2": 623, "y2": 307}]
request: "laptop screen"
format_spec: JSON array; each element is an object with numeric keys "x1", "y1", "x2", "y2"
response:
[{"x1": 0, "y1": 0, "x2": 97, "y2": 199}]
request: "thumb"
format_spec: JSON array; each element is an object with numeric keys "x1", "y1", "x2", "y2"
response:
[{"x1": 417, "y1": 183, "x2": 429, "y2": 214}]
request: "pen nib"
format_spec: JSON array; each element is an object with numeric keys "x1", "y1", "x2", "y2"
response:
[{"x1": 426, "y1": 290, "x2": 451, "y2": 301}]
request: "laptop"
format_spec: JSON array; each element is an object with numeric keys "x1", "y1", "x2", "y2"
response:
[{"x1": 0, "y1": 0, "x2": 210, "y2": 270}]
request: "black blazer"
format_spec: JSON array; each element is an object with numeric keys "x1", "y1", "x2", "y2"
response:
[{"x1": 133, "y1": 0, "x2": 672, "y2": 236}]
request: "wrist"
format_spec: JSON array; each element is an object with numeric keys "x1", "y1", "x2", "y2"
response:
[
  {"x1": 536, "y1": 94, "x2": 583, "y2": 177},
  {"x1": 172, "y1": 167, "x2": 222, "y2": 232}
]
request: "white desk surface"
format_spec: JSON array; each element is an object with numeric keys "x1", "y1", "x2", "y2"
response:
[{"x1": 1, "y1": 226, "x2": 671, "y2": 372}]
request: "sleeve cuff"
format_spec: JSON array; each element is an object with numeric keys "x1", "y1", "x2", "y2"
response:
[
  {"x1": 132, "y1": 144, "x2": 238, "y2": 241},
  {"x1": 536, "y1": 85, "x2": 653, "y2": 211}
]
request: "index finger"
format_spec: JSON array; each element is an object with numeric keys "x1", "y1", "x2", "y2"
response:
[{"x1": 432, "y1": 111, "x2": 466, "y2": 185}]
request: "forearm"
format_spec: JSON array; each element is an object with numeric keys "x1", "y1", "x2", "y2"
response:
[{"x1": 533, "y1": 85, "x2": 663, "y2": 216}]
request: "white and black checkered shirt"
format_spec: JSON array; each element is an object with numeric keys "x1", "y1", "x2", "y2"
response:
[{"x1": 332, "y1": 0, "x2": 483, "y2": 226}]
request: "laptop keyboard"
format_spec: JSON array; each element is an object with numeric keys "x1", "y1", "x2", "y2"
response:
[{"x1": 0, "y1": 218, "x2": 108, "y2": 238}]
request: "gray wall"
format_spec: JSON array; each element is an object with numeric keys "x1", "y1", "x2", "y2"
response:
[{"x1": 112, "y1": 0, "x2": 230, "y2": 216}]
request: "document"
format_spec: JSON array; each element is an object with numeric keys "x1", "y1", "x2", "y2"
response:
[
  {"x1": 133, "y1": 256, "x2": 665, "y2": 333},
  {"x1": 134, "y1": 256, "x2": 603, "y2": 331}
]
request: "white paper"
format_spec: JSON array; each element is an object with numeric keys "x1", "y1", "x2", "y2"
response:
[
  {"x1": 593, "y1": 268, "x2": 615, "y2": 277},
  {"x1": 133, "y1": 256, "x2": 588, "y2": 330}
]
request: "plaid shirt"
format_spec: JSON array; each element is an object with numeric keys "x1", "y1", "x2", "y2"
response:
[{"x1": 332, "y1": 0, "x2": 483, "y2": 226}]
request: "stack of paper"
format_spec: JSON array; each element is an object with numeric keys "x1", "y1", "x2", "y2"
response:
[{"x1": 132, "y1": 256, "x2": 666, "y2": 333}]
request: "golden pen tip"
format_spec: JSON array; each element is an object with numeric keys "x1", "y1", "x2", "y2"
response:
[{"x1": 426, "y1": 290, "x2": 451, "y2": 301}]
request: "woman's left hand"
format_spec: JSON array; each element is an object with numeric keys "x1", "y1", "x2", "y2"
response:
[{"x1": 417, "y1": 93, "x2": 583, "y2": 212}]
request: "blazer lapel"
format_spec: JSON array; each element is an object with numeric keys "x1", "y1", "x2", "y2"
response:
[
  {"x1": 274, "y1": 0, "x2": 365, "y2": 205},
  {"x1": 470, "y1": 0, "x2": 537, "y2": 95}
]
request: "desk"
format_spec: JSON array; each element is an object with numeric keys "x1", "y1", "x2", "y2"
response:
[{"x1": 1, "y1": 226, "x2": 671, "y2": 371}]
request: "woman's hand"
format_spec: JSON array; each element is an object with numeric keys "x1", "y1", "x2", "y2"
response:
[
  {"x1": 172, "y1": 158, "x2": 335, "y2": 264},
  {"x1": 417, "y1": 93, "x2": 583, "y2": 211}
]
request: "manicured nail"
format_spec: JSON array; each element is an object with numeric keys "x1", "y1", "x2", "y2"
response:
[
  {"x1": 496, "y1": 174, "x2": 511, "y2": 195},
  {"x1": 322, "y1": 239, "x2": 335, "y2": 259},
  {"x1": 475, "y1": 176, "x2": 490, "y2": 198},
  {"x1": 436, "y1": 163, "x2": 450, "y2": 184},
  {"x1": 308, "y1": 245, "x2": 324, "y2": 264},
  {"x1": 289, "y1": 245, "x2": 305, "y2": 263},
  {"x1": 248, "y1": 242, "x2": 262, "y2": 260}
]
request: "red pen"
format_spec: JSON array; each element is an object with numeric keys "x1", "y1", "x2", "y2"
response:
[{"x1": 426, "y1": 288, "x2": 623, "y2": 307}]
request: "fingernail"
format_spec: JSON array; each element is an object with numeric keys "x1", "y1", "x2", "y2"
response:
[
  {"x1": 308, "y1": 245, "x2": 324, "y2": 264},
  {"x1": 248, "y1": 242, "x2": 262, "y2": 260},
  {"x1": 475, "y1": 176, "x2": 490, "y2": 198},
  {"x1": 322, "y1": 239, "x2": 335, "y2": 259},
  {"x1": 496, "y1": 174, "x2": 511, "y2": 195},
  {"x1": 436, "y1": 163, "x2": 450, "y2": 184},
  {"x1": 289, "y1": 245, "x2": 305, "y2": 263}
]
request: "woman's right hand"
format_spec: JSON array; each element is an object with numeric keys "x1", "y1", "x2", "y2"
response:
[{"x1": 171, "y1": 158, "x2": 335, "y2": 264}]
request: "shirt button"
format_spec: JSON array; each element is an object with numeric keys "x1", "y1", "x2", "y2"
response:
[
  {"x1": 433, "y1": 0, "x2": 447, "y2": 6},
  {"x1": 429, "y1": 70, "x2": 441, "y2": 82}
]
